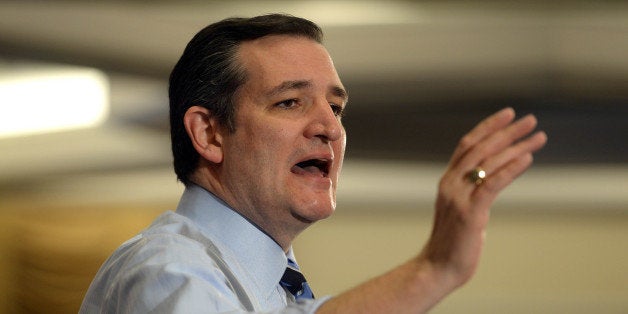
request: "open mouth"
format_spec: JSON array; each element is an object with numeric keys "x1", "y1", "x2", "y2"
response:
[{"x1": 291, "y1": 158, "x2": 330, "y2": 177}]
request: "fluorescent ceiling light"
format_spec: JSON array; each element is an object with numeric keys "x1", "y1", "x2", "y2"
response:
[{"x1": 0, "y1": 64, "x2": 109, "y2": 138}]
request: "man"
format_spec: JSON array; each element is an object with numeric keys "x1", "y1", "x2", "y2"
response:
[{"x1": 81, "y1": 14, "x2": 547, "y2": 313}]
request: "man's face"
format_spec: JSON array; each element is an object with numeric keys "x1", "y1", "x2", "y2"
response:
[{"x1": 216, "y1": 35, "x2": 347, "y2": 240}]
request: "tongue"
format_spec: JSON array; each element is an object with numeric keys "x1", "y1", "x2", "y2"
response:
[
  {"x1": 291, "y1": 165, "x2": 324, "y2": 177},
  {"x1": 303, "y1": 165, "x2": 323, "y2": 175}
]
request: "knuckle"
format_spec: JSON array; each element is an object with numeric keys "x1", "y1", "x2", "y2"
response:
[
  {"x1": 458, "y1": 135, "x2": 474, "y2": 151},
  {"x1": 438, "y1": 172, "x2": 457, "y2": 190}
]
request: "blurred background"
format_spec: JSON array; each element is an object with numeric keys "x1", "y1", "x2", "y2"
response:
[{"x1": 0, "y1": 1, "x2": 627, "y2": 313}]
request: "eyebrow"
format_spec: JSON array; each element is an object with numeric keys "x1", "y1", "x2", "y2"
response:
[
  {"x1": 265, "y1": 80, "x2": 312, "y2": 97},
  {"x1": 265, "y1": 80, "x2": 349, "y2": 102},
  {"x1": 330, "y1": 85, "x2": 349, "y2": 103}
]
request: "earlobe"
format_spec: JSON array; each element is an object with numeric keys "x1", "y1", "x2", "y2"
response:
[{"x1": 183, "y1": 106, "x2": 224, "y2": 164}]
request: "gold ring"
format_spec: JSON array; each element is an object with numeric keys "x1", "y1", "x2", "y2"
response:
[{"x1": 468, "y1": 167, "x2": 487, "y2": 186}]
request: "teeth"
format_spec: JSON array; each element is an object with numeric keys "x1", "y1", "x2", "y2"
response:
[{"x1": 295, "y1": 158, "x2": 329, "y2": 176}]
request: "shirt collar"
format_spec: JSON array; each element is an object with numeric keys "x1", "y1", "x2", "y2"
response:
[{"x1": 176, "y1": 184, "x2": 288, "y2": 301}]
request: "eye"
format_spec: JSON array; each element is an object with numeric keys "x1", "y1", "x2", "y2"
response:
[
  {"x1": 330, "y1": 103, "x2": 345, "y2": 117},
  {"x1": 275, "y1": 98, "x2": 299, "y2": 109}
]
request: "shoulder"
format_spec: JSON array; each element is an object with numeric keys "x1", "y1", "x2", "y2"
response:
[
  {"x1": 81, "y1": 211, "x2": 243, "y2": 313},
  {"x1": 113, "y1": 211, "x2": 215, "y2": 269}
]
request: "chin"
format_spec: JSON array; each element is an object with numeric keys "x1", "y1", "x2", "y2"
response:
[{"x1": 292, "y1": 201, "x2": 336, "y2": 224}]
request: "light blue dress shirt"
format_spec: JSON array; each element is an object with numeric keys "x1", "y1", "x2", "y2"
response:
[{"x1": 80, "y1": 184, "x2": 330, "y2": 313}]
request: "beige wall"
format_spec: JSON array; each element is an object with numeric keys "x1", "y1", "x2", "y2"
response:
[
  {"x1": 1, "y1": 201, "x2": 626, "y2": 313},
  {"x1": 295, "y1": 207, "x2": 628, "y2": 313},
  {"x1": 0, "y1": 203, "x2": 168, "y2": 313}
]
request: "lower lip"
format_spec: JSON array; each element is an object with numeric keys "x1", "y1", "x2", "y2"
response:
[{"x1": 290, "y1": 167, "x2": 332, "y2": 189}]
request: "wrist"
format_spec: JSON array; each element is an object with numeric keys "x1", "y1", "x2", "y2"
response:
[{"x1": 406, "y1": 254, "x2": 463, "y2": 307}]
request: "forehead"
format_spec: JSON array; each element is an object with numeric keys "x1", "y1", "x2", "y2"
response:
[{"x1": 236, "y1": 35, "x2": 342, "y2": 90}]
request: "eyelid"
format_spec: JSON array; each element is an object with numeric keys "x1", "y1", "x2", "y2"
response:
[
  {"x1": 330, "y1": 102, "x2": 346, "y2": 117},
  {"x1": 275, "y1": 98, "x2": 299, "y2": 109},
  {"x1": 274, "y1": 98, "x2": 345, "y2": 117}
]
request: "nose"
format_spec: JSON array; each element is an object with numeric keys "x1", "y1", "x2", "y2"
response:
[{"x1": 304, "y1": 99, "x2": 344, "y2": 143}]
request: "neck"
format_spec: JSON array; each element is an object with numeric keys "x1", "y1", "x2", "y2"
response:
[{"x1": 189, "y1": 167, "x2": 305, "y2": 251}]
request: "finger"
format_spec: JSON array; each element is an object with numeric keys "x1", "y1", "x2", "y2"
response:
[
  {"x1": 453, "y1": 114, "x2": 538, "y2": 174},
  {"x1": 484, "y1": 152, "x2": 534, "y2": 194},
  {"x1": 480, "y1": 131, "x2": 547, "y2": 177},
  {"x1": 450, "y1": 107, "x2": 516, "y2": 164},
  {"x1": 472, "y1": 152, "x2": 535, "y2": 206}
]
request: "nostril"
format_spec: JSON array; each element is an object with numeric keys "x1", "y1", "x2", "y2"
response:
[{"x1": 315, "y1": 134, "x2": 330, "y2": 143}]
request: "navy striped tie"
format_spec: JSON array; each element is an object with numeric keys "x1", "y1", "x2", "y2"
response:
[{"x1": 280, "y1": 258, "x2": 314, "y2": 300}]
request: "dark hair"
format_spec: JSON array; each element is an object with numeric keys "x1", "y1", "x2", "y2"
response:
[{"x1": 169, "y1": 14, "x2": 323, "y2": 186}]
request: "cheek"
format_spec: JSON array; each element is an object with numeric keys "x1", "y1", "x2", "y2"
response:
[
  {"x1": 334, "y1": 135, "x2": 347, "y2": 163},
  {"x1": 338, "y1": 135, "x2": 347, "y2": 155},
  {"x1": 244, "y1": 125, "x2": 292, "y2": 167}
]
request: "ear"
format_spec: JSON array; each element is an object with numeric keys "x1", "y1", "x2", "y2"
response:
[{"x1": 183, "y1": 106, "x2": 225, "y2": 164}]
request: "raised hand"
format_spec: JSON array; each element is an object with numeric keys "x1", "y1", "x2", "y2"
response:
[
  {"x1": 421, "y1": 107, "x2": 547, "y2": 288},
  {"x1": 319, "y1": 108, "x2": 547, "y2": 314}
]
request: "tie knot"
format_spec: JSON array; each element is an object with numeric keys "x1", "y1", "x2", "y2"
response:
[{"x1": 280, "y1": 260, "x2": 314, "y2": 300}]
